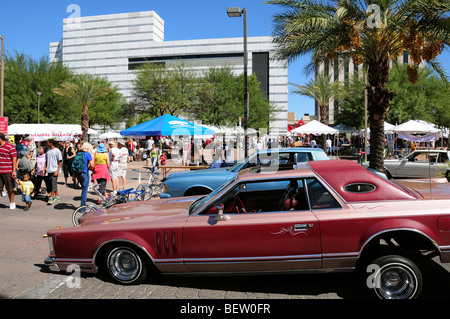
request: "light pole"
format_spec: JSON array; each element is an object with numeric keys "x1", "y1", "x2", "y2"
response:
[
  {"x1": 227, "y1": 7, "x2": 249, "y2": 158},
  {"x1": 0, "y1": 35, "x2": 4, "y2": 117},
  {"x1": 36, "y1": 91, "x2": 42, "y2": 124}
]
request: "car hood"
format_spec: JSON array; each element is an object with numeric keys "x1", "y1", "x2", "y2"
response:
[
  {"x1": 77, "y1": 196, "x2": 199, "y2": 228},
  {"x1": 166, "y1": 167, "x2": 232, "y2": 179},
  {"x1": 394, "y1": 179, "x2": 450, "y2": 200}
]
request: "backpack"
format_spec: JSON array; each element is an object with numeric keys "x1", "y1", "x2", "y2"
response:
[{"x1": 72, "y1": 151, "x2": 86, "y2": 174}]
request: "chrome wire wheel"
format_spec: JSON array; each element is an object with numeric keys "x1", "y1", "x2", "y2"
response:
[
  {"x1": 372, "y1": 256, "x2": 422, "y2": 299},
  {"x1": 106, "y1": 246, "x2": 146, "y2": 284}
]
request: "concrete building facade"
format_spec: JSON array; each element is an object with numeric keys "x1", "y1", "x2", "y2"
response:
[{"x1": 50, "y1": 10, "x2": 288, "y2": 135}]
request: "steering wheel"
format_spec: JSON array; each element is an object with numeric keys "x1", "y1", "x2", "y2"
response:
[{"x1": 234, "y1": 197, "x2": 247, "y2": 214}]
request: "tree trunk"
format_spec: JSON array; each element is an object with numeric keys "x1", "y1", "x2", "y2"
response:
[
  {"x1": 81, "y1": 103, "x2": 89, "y2": 142},
  {"x1": 367, "y1": 57, "x2": 394, "y2": 173},
  {"x1": 319, "y1": 105, "x2": 328, "y2": 151}
]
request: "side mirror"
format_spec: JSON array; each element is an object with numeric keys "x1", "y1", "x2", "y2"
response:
[{"x1": 213, "y1": 205, "x2": 229, "y2": 221}]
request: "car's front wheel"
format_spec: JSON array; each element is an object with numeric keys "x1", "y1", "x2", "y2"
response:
[
  {"x1": 105, "y1": 246, "x2": 147, "y2": 285},
  {"x1": 369, "y1": 255, "x2": 423, "y2": 299}
]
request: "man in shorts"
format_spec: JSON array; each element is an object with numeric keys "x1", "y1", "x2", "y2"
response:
[
  {"x1": 0, "y1": 133, "x2": 18, "y2": 209},
  {"x1": 116, "y1": 139, "x2": 128, "y2": 190},
  {"x1": 45, "y1": 139, "x2": 63, "y2": 205},
  {"x1": 108, "y1": 140, "x2": 120, "y2": 196}
]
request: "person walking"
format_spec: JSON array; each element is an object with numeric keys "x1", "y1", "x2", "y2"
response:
[
  {"x1": 0, "y1": 133, "x2": 18, "y2": 210},
  {"x1": 32, "y1": 145, "x2": 51, "y2": 199},
  {"x1": 91, "y1": 143, "x2": 110, "y2": 203},
  {"x1": 116, "y1": 139, "x2": 128, "y2": 190},
  {"x1": 62, "y1": 141, "x2": 76, "y2": 186},
  {"x1": 72, "y1": 142, "x2": 94, "y2": 207},
  {"x1": 45, "y1": 139, "x2": 63, "y2": 205},
  {"x1": 150, "y1": 144, "x2": 159, "y2": 172},
  {"x1": 19, "y1": 172, "x2": 34, "y2": 211},
  {"x1": 108, "y1": 140, "x2": 120, "y2": 197}
]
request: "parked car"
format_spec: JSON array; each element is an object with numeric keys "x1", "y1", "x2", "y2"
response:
[
  {"x1": 44, "y1": 159, "x2": 450, "y2": 299},
  {"x1": 161, "y1": 148, "x2": 330, "y2": 197},
  {"x1": 383, "y1": 149, "x2": 449, "y2": 178}
]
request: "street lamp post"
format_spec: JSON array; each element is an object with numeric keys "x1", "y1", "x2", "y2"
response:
[
  {"x1": 227, "y1": 7, "x2": 249, "y2": 158},
  {"x1": 36, "y1": 91, "x2": 42, "y2": 124}
]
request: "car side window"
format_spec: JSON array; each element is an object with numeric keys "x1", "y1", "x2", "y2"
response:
[
  {"x1": 200, "y1": 179, "x2": 311, "y2": 215},
  {"x1": 305, "y1": 178, "x2": 341, "y2": 210},
  {"x1": 438, "y1": 153, "x2": 449, "y2": 163},
  {"x1": 296, "y1": 152, "x2": 313, "y2": 163}
]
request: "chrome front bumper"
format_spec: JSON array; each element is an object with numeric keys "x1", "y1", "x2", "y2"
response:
[{"x1": 44, "y1": 257, "x2": 60, "y2": 272}]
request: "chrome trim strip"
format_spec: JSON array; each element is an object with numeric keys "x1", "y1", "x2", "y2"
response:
[
  {"x1": 183, "y1": 254, "x2": 322, "y2": 263},
  {"x1": 154, "y1": 258, "x2": 184, "y2": 263},
  {"x1": 323, "y1": 252, "x2": 359, "y2": 258}
]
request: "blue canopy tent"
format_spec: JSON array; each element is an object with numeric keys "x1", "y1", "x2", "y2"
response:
[{"x1": 120, "y1": 114, "x2": 215, "y2": 136}]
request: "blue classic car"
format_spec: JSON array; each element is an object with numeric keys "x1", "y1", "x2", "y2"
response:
[{"x1": 162, "y1": 148, "x2": 329, "y2": 197}]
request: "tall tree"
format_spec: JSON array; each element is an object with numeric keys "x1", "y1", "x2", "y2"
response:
[
  {"x1": 335, "y1": 64, "x2": 450, "y2": 129},
  {"x1": 267, "y1": 0, "x2": 450, "y2": 172},
  {"x1": 291, "y1": 73, "x2": 344, "y2": 149},
  {"x1": 4, "y1": 51, "x2": 76, "y2": 124},
  {"x1": 131, "y1": 63, "x2": 198, "y2": 122},
  {"x1": 53, "y1": 74, "x2": 113, "y2": 141}
]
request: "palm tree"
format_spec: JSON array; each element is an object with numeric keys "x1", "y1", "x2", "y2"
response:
[
  {"x1": 291, "y1": 73, "x2": 343, "y2": 149},
  {"x1": 54, "y1": 74, "x2": 112, "y2": 141},
  {"x1": 266, "y1": 0, "x2": 449, "y2": 172}
]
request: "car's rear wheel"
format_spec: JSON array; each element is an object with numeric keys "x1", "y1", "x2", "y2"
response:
[
  {"x1": 105, "y1": 246, "x2": 147, "y2": 285},
  {"x1": 369, "y1": 255, "x2": 423, "y2": 299}
]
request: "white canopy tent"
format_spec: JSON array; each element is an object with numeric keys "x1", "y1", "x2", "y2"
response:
[
  {"x1": 8, "y1": 124, "x2": 98, "y2": 142},
  {"x1": 291, "y1": 120, "x2": 339, "y2": 135},
  {"x1": 99, "y1": 131, "x2": 122, "y2": 140},
  {"x1": 393, "y1": 120, "x2": 441, "y2": 144}
]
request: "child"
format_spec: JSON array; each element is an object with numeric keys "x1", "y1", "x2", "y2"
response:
[
  {"x1": 20, "y1": 172, "x2": 34, "y2": 211},
  {"x1": 159, "y1": 152, "x2": 167, "y2": 165}
]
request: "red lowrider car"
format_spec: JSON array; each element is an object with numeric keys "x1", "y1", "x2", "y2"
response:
[{"x1": 44, "y1": 160, "x2": 450, "y2": 299}]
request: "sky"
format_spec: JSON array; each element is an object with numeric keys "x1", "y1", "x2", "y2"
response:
[{"x1": 0, "y1": 0, "x2": 449, "y2": 122}]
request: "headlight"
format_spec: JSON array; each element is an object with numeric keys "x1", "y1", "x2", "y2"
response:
[{"x1": 48, "y1": 236, "x2": 55, "y2": 255}]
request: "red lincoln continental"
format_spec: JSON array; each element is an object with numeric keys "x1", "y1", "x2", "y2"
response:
[{"x1": 44, "y1": 160, "x2": 450, "y2": 299}]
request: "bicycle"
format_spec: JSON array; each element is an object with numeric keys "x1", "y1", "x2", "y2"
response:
[
  {"x1": 71, "y1": 183, "x2": 152, "y2": 226},
  {"x1": 132, "y1": 167, "x2": 164, "y2": 199}
]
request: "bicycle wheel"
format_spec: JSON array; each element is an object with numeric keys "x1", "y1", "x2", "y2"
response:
[
  {"x1": 72, "y1": 204, "x2": 98, "y2": 226},
  {"x1": 135, "y1": 184, "x2": 153, "y2": 201},
  {"x1": 152, "y1": 183, "x2": 164, "y2": 197}
]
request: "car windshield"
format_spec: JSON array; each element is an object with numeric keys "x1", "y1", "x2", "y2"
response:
[
  {"x1": 188, "y1": 177, "x2": 236, "y2": 215},
  {"x1": 227, "y1": 155, "x2": 251, "y2": 173}
]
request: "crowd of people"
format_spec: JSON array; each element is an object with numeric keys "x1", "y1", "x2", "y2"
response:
[{"x1": 0, "y1": 134, "x2": 137, "y2": 211}]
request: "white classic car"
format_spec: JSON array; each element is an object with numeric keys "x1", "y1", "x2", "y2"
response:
[{"x1": 383, "y1": 150, "x2": 449, "y2": 178}]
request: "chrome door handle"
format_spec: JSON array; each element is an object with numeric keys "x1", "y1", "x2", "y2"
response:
[{"x1": 294, "y1": 224, "x2": 313, "y2": 231}]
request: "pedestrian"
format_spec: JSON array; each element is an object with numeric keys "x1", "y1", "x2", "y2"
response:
[
  {"x1": 116, "y1": 139, "x2": 128, "y2": 190},
  {"x1": 26, "y1": 137, "x2": 36, "y2": 168},
  {"x1": 32, "y1": 145, "x2": 50, "y2": 199},
  {"x1": 150, "y1": 144, "x2": 159, "y2": 172},
  {"x1": 108, "y1": 140, "x2": 120, "y2": 197},
  {"x1": 159, "y1": 151, "x2": 167, "y2": 166},
  {"x1": 72, "y1": 142, "x2": 94, "y2": 207},
  {"x1": 17, "y1": 150, "x2": 34, "y2": 182},
  {"x1": 0, "y1": 133, "x2": 18, "y2": 209},
  {"x1": 91, "y1": 143, "x2": 110, "y2": 203},
  {"x1": 127, "y1": 138, "x2": 135, "y2": 162},
  {"x1": 19, "y1": 172, "x2": 34, "y2": 211},
  {"x1": 326, "y1": 137, "x2": 332, "y2": 155},
  {"x1": 45, "y1": 139, "x2": 63, "y2": 205},
  {"x1": 62, "y1": 140, "x2": 76, "y2": 186},
  {"x1": 146, "y1": 137, "x2": 154, "y2": 158}
]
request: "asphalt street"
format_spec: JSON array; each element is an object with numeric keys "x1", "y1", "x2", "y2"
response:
[{"x1": 1, "y1": 159, "x2": 450, "y2": 302}]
